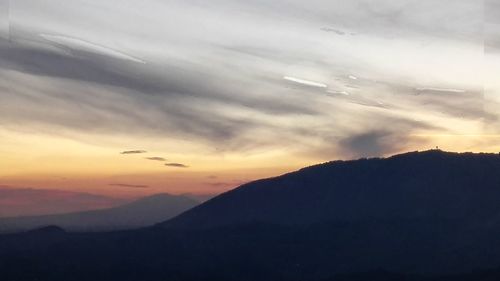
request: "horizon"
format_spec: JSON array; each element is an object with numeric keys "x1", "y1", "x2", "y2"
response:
[
  {"x1": 1, "y1": 0, "x2": 500, "y2": 216},
  {"x1": 2, "y1": 148, "x2": 499, "y2": 218}
]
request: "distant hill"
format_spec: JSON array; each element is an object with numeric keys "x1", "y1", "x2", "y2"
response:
[
  {"x1": 0, "y1": 187, "x2": 125, "y2": 217},
  {"x1": 0, "y1": 193, "x2": 198, "y2": 233},
  {"x1": 162, "y1": 150, "x2": 500, "y2": 229}
]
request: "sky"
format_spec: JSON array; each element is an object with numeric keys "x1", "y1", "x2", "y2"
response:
[{"x1": 0, "y1": 0, "x2": 499, "y2": 215}]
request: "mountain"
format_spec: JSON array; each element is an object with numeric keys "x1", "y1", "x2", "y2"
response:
[
  {"x1": 0, "y1": 193, "x2": 198, "y2": 233},
  {"x1": 162, "y1": 150, "x2": 500, "y2": 229},
  {"x1": 1, "y1": 150, "x2": 500, "y2": 281},
  {"x1": 0, "y1": 187, "x2": 125, "y2": 217}
]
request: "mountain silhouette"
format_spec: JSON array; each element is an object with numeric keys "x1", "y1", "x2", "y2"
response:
[
  {"x1": 162, "y1": 150, "x2": 500, "y2": 229},
  {"x1": 25, "y1": 225, "x2": 66, "y2": 234},
  {"x1": 1, "y1": 150, "x2": 500, "y2": 281},
  {"x1": 0, "y1": 193, "x2": 198, "y2": 233}
]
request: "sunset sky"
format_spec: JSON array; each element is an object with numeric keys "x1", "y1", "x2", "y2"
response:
[{"x1": 1, "y1": 0, "x2": 499, "y2": 215}]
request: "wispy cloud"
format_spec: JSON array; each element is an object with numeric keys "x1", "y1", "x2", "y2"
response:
[
  {"x1": 0, "y1": 0, "x2": 8, "y2": 40},
  {"x1": 320, "y1": 27, "x2": 347, "y2": 35},
  {"x1": 415, "y1": 87, "x2": 467, "y2": 94},
  {"x1": 39, "y1": 34, "x2": 146, "y2": 64},
  {"x1": 145, "y1": 157, "x2": 166, "y2": 161},
  {"x1": 109, "y1": 183, "x2": 149, "y2": 188},
  {"x1": 165, "y1": 163, "x2": 189, "y2": 168},
  {"x1": 283, "y1": 76, "x2": 327, "y2": 88},
  {"x1": 120, "y1": 150, "x2": 147, "y2": 154}
]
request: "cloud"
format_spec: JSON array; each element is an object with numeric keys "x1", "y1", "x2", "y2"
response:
[
  {"x1": 320, "y1": 27, "x2": 346, "y2": 35},
  {"x1": 108, "y1": 183, "x2": 149, "y2": 188},
  {"x1": 0, "y1": 0, "x2": 8, "y2": 40},
  {"x1": 415, "y1": 87, "x2": 466, "y2": 94},
  {"x1": 0, "y1": 0, "x2": 495, "y2": 161},
  {"x1": 0, "y1": 39, "x2": 318, "y2": 115},
  {"x1": 120, "y1": 150, "x2": 147, "y2": 154},
  {"x1": 165, "y1": 163, "x2": 189, "y2": 168},
  {"x1": 412, "y1": 90, "x2": 495, "y2": 121},
  {"x1": 0, "y1": 38, "x2": 320, "y2": 150},
  {"x1": 283, "y1": 76, "x2": 327, "y2": 88},
  {"x1": 145, "y1": 157, "x2": 166, "y2": 161},
  {"x1": 486, "y1": 0, "x2": 500, "y2": 24},
  {"x1": 39, "y1": 34, "x2": 146, "y2": 64},
  {"x1": 338, "y1": 130, "x2": 411, "y2": 158},
  {"x1": 0, "y1": 42, "x2": 163, "y2": 94}
]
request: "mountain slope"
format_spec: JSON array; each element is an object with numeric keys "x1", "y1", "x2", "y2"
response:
[
  {"x1": 0, "y1": 193, "x2": 198, "y2": 232},
  {"x1": 162, "y1": 150, "x2": 500, "y2": 229}
]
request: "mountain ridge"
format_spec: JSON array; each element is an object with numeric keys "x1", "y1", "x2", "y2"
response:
[
  {"x1": 161, "y1": 150, "x2": 500, "y2": 229},
  {"x1": 0, "y1": 193, "x2": 198, "y2": 233}
]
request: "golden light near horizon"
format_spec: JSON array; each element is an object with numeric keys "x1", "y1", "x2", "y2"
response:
[{"x1": 0, "y1": 126, "x2": 308, "y2": 197}]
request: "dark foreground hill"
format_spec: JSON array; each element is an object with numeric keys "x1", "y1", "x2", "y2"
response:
[
  {"x1": 1, "y1": 150, "x2": 500, "y2": 281},
  {"x1": 0, "y1": 193, "x2": 198, "y2": 233},
  {"x1": 1, "y1": 222, "x2": 499, "y2": 281},
  {"x1": 163, "y1": 150, "x2": 500, "y2": 229}
]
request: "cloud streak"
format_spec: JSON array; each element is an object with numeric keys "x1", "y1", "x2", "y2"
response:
[
  {"x1": 39, "y1": 34, "x2": 146, "y2": 64},
  {"x1": 145, "y1": 157, "x2": 166, "y2": 161},
  {"x1": 108, "y1": 183, "x2": 149, "y2": 188},
  {"x1": 283, "y1": 76, "x2": 328, "y2": 88},
  {"x1": 165, "y1": 163, "x2": 189, "y2": 168},
  {"x1": 121, "y1": 150, "x2": 147, "y2": 154}
]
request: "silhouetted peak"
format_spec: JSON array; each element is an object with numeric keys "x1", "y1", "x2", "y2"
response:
[
  {"x1": 390, "y1": 149, "x2": 452, "y2": 158},
  {"x1": 388, "y1": 149, "x2": 500, "y2": 161},
  {"x1": 0, "y1": 193, "x2": 200, "y2": 233},
  {"x1": 135, "y1": 193, "x2": 178, "y2": 202},
  {"x1": 306, "y1": 150, "x2": 500, "y2": 171},
  {"x1": 163, "y1": 150, "x2": 500, "y2": 229},
  {"x1": 26, "y1": 225, "x2": 66, "y2": 234},
  {"x1": 124, "y1": 193, "x2": 198, "y2": 207}
]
